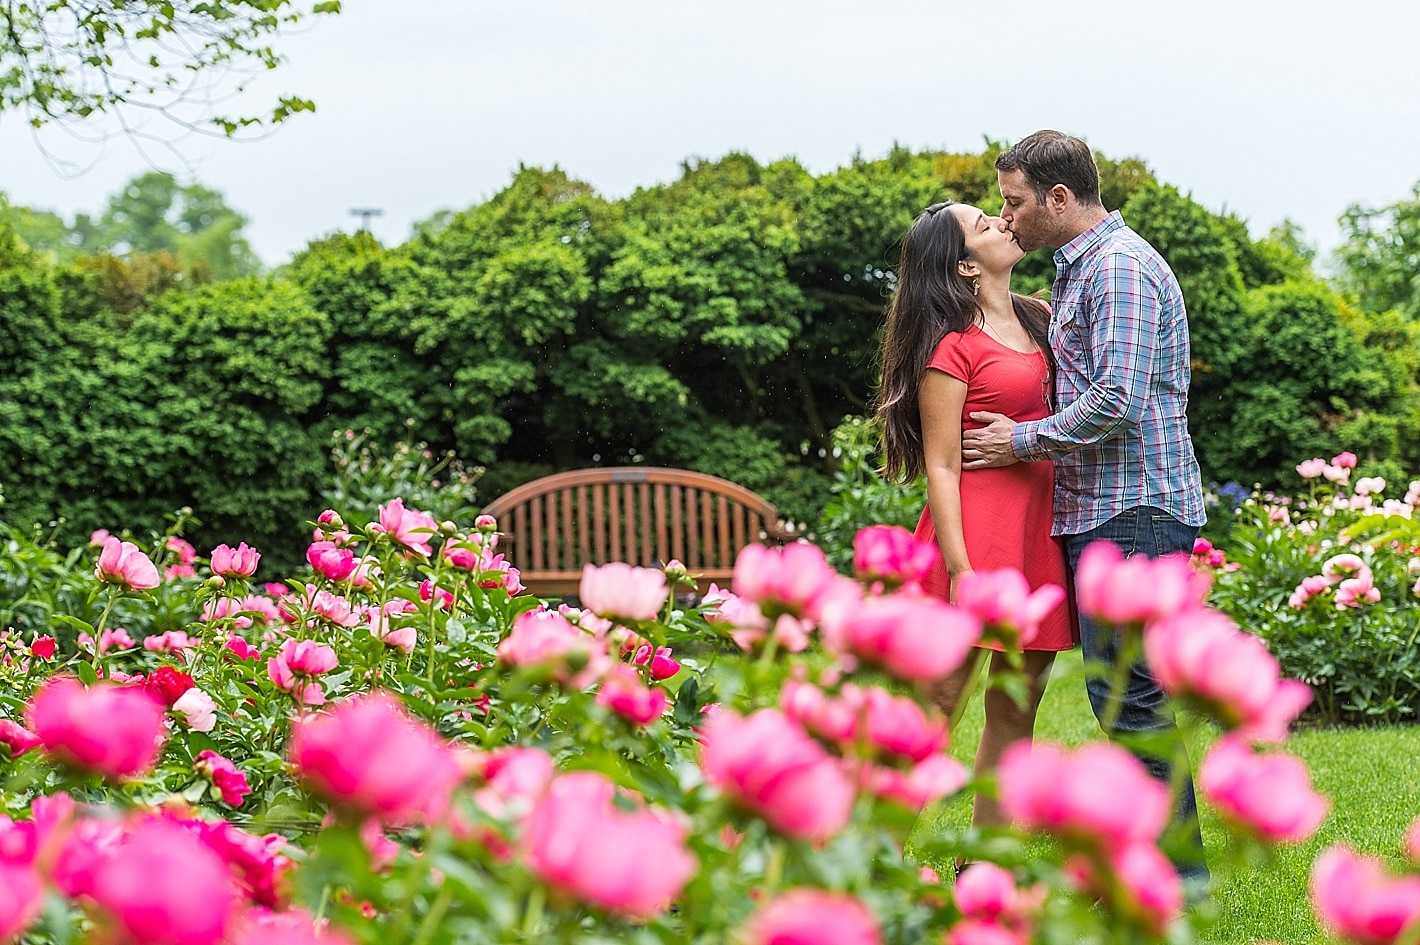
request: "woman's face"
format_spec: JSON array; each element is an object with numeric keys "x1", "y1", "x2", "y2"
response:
[{"x1": 950, "y1": 204, "x2": 1023, "y2": 275}]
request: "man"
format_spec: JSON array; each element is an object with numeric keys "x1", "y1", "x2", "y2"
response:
[{"x1": 960, "y1": 129, "x2": 1209, "y2": 885}]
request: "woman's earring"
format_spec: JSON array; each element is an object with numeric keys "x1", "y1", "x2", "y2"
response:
[{"x1": 971, "y1": 278, "x2": 981, "y2": 297}]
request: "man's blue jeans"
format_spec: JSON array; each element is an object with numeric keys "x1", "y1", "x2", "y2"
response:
[{"x1": 1064, "y1": 506, "x2": 1209, "y2": 883}]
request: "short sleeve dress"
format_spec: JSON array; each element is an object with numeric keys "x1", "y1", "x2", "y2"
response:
[{"x1": 912, "y1": 324, "x2": 1076, "y2": 651}]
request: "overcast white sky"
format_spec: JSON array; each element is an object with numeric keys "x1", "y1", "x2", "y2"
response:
[{"x1": 2, "y1": 0, "x2": 1418, "y2": 268}]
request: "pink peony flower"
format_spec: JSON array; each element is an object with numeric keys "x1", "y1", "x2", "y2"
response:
[
  {"x1": 1074, "y1": 541, "x2": 1208, "y2": 627},
  {"x1": 1311, "y1": 845, "x2": 1420, "y2": 945},
  {"x1": 1332, "y1": 451, "x2": 1359, "y2": 469},
  {"x1": 497, "y1": 609, "x2": 608, "y2": 682},
  {"x1": 28, "y1": 635, "x2": 56, "y2": 659},
  {"x1": 632, "y1": 643, "x2": 682, "y2": 680},
  {"x1": 172, "y1": 688, "x2": 219, "y2": 733},
  {"x1": 1144, "y1": 609, "x2": 1312, "y2": 742},
  {"x1": 596, "y1": 664, "x2": 670, "y2": 725},
  {"x1": 579, "y1": 562, "x2": 670, "y2": 623},
  {"x1": 371, "y1": 497, "x2": 438, "y2": 556},
  {"x1": 95, "y1": 536, "x2": 161, "y2": 591},
  {"x1": 733, "y1": 541, "x2": 843, "y2": 621},
  {"x1": 211, "y1": 542, "x2": 261, "y2": 578},
  {"x1": 997, "y1": 741, "x2": 1169, "y2": 852},
  {"x1": 1335, "y1": 572, "x2": 1382, "y2": 610},
  {"x1": 189, "y1": 820, "x2": 290, "y2": 909},
  {"x1": 196, "y1": 750, "x2": 253, "y2": 807},
  {"x1": 368, "y1": 601, "x2": 418, "y2": 654},
  {"x1": 289, "y1": 691, "x2": 465, "y2": 824},
  {"x1": 306, "y1": 541, "x2": 356, "y2": 582},
  {"x1": 852, "y1": 524, "x2": 940, "y2": 587},
  {"x1": 143, "y1": 629, "x2": 199, "y2": 657},
  {"x1": 94, "y1": 626, "x2": 136, "y2": 654},
  {"x1": 954, "y1": 568, "x2": 1065, "y2": 649},
  {"x1": 166, "y1": 536, "x2": 198, "y2": 579},
  {"x1": 279, "y1": 638, "x2": 338, "y2": 676},
  {"x1": 26, "y1": 677, "x2": 167, "y2": 780},
  {"x1": 225, "y1": 635, "x2": 261, "y2": 661},
  {"x1": 1296, "y1": 458, "x2": 1327, "y2": 479},
  {"x1": 0, "y1": 858, "x2": 43, "y2": 943},
  {"x1": 1199, "y1": 737, "x2": 1328, "y2": 844},
  {"x1": 832, "y1": 592, "x2": 980, "y2": 682},
  {"x1": 699, "y1": 708, "x2": 855, "y2": 842},
  {"x1": 1066, "y1": 841, "x2": 1184, "y2": 936},
  {"x1": 523, "y1": 771, "x2": 697, "y2": 920},
  {"x1": 742, "y1": 889, "x2": 883, "y2": 945},
  {"x1": 1322, "y1": 463, "x2": 1351, "y2": 483},
  {"x1": 856, "y1": 685, "x2": 948, "y2": 762},
  {"x1": 860, "y1": 753, "x2": 968, "y2": 809},
  {"x1": 86, "y1": 815, "x2": 242, "y2": 945},
  {"x1": 0, "y1": 718, "x2": 43, "y2": 757}
]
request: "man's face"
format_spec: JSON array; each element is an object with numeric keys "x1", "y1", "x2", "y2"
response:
[{"x1": 997, "y1": 169, "x2": 1053, "y2": 253}]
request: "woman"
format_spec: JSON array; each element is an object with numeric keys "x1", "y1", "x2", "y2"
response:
[{"x1": 874, "y1": 200, "x2": 1074, "y2": 829}]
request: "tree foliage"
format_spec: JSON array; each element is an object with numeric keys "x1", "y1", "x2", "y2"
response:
[{"x1": 0, "y1": 0, "x2": 340, "y2": 134}]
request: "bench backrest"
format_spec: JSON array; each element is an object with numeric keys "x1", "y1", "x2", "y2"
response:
[{"x1": 479, "y1": 467, "x2": 793, "y2": 596}]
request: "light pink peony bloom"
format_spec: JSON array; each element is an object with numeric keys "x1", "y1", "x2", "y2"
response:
[
  {"x1": 857, "y1": 685, "x2": 948, "y2": 762},
  {"x1": 579, "y1": 562, "x2": 670, "y2": 623},
  {"x1": 497, "y1": 610, "x2": 609, "y2": 682},
  {"x1": 166, "y1": 536, "x2": 198, "y2": 579},
  {"x1": 699, "y1": 708, "x2": 854, "y2": 842},
  {"x1": 1296, "y1": 458, "x2": 1328, "y2": 479},
  {"x1": 1322, "y1": 463, "x2": 1351, "y2": 483},
  {"x1": 279, "y1": 638, "x2": 338, "y2": 676},
  {"x1": 26, "y1": 677, "x2": 167, "y2": 780},
  {"x1": 954, "y1": 568, "x2": 1065, "y2": 649},
  {"x1": 1074, "y1": 541, "x2": 1208, "y2": 627},
  {"x1": 1323, "y1": 553, "x2": 1371, "y2": 582},
  {"x1": 955, "y1": 862, "x2": 1025, "y2": 921},
  {"x1": 945, "y1": 918, "x2": 1029, "y2": 945},
  {"x1": 1199, "y1": 737, "x2": 1328, "y2": 844},
  {"x1": 1332, "y1": 451, "x2": 1359, "y2": 469},
  {"x1": 86, "y1": 815, "x2": 241, "y2": 945},
  {"x1": 834, "y1": 592, "x2": 980, "y2": 682},
  {"x1": 211, "y1": 542, "x2": 261, "y2": 578},
  {"x1": 733, "y1": 541, "x2": 843, "y2": 620},
  {"x1": 195, "y1": 750, "x2": 253, "y2": 807},
  {"x1": 1289, "y1": 574, "x2": 1332, "y2": 608},
  {"x1": 780, "y1": 679, "x2": 860, "y2": 745},
  {"x1": 468, "y1": 746, "x2": 557, "y2": 824},
  {"x1": 371, "y1": 497, "x2": 438, "y2": 556},
  {"x1": 306, "y1": 540, "x2": 356, "y2": 581},
  {"x1": 742, "y1": 889, "x2": 883, "y2": 945},
  {"x1": 852, "y1": 524, "x2": 940, "y2": 587},
  {"x1": 1355, "y1": 476, "x2": 1386, "y2": 497},
  {"x1": 0, "y1": 718, "x2": 43, "y2": 757},
  {"x1": 368, "y1": 601, "x2": 418, "y2": 654},
  {"x1": 95, "y1": 626, "x2": 136, "y2": 654},
  {"x1": 595, "y1": 664, "x2": 670, "y2": 726},
  {"x1": 1144, "y1": 609, "x2": 1312, "y2": 742},
  {"x1": 998, "y1": 741, "x2": 1169, "y2": 852},
  {"x1": 95, "y1": 536, "x2": 161, "y2": 591},
  {"x1": 1311, "y1": 845, "x2": 1420, "y2": 945},
  {"x1": 144, "y1": 629, "x2": 199, "y2": 656},
  {"x1": 289, "y1": 691, "x2": 465, "y2": 824},
  {"x1": 172, "y1": 688, "x2": 219, "y2": 732},
  {"x1": 523, "y1": 771, "x2": 696, "y2": 919},
  {"x1": 1335, "y1": 572, "x2": 1382, "y2": 610},
  {"x1": 226, "y1": 908, "x2": 357, "y2": 945}
]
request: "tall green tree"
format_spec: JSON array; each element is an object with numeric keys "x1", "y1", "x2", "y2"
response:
[{"x1": 1337, "y1": 182, "x2": 1420, "y2": 320}]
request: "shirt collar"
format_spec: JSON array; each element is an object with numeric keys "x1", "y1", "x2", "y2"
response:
[{"x1": 1053, "y1": 210, "x2": 1125, "y2": 268}]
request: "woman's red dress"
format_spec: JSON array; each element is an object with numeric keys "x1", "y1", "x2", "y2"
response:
[{"x1": 913, "y1": 324, "x2": 1076, "y2": 651}]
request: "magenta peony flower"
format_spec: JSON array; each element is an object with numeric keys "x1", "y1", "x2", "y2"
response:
[
  {"x1": 289, "y1": 692, "x2": 465, "y2": 824},
  {"x1": 86, "y1": 815, "x2": 242, "y2": 945},
  {"x1": 94, "y1": 536, "x2": 161, "y2": 591},
  {"x1": 998, "y1": 741, "x2": 1169, "y2": 853},
  {"x1": 523, "y1": 771, "x2": 696, "y2": 919},
  {"x1": 0, "y1": 718, "x2": 43, "y2": 758},
  {"x1": 195, "y1": 750, "x2": 253, "y2": 807},
  {"x1": 595, "y1": 665, "x2": 670, "y2": 725},
  {"x1": 226, "y1": 908, "x2": 357, "y2": 945},
  {"x1": 579, "y1": 562, "x2": 669, "y2": 623},
  {"x1": 0, "y1": 859, "x2": 43, "y2": 943},
  {"x1": 306, "y1": 541, "x2": 356, "y2": 582},
  {"x1": 1332, "y1": 451, "x2": 1359, "y2": 469},
  {"x1": 26, "y1": 677, "x2": 167, "y2": 780},
  {"x1": 371, "y1": 497, "x2": 438, "y2": 556},
  {"x1": 699, "y1": 708, "x2": 854, "y2": 842},
  {"x1": 1311, "y1": 845, "x2": 1420, "y2": 945},
  {"x1": 733, "y1": 541, "x2": 843, "y2": 620},
  {"x1": 211, "y1": 542, "x2": 261, "y2": 578},
  {"x1": 742, "y1": 889, "x2": 883, "y2": 945},
  {"x1": 860, "y1": 753, "x2": 968, "y2": 809},
  {"x1": 1066, "y1": 841, "x2": 1183, "y2": 936},
  {"x1": 1144, "y1": 608, "x2": 1312, "y2": 742},
  {"x1": 954, "y1": 568, "x2": 1065, "y2": 649},
  {"x1": 835, "y1": 592, "x2": 980, "y2": 682},
  {"x1": 1199, "y1": 736, "x2": 1328, "y2": 844},
  {"x1": 1074, "y1": 541, "x2": 1208, "y2": 627},
  {"x1": 852, "y1": 524, "x2": 940, "y2": 587}
]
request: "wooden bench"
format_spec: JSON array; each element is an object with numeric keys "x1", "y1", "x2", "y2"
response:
[{"x1": 479, "y1": 467, "x2": 795, "y2": 597}]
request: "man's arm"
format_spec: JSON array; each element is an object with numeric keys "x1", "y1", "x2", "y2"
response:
[{"x1": 1008, "y1": 252, "x2": 1162, "y2": 463}]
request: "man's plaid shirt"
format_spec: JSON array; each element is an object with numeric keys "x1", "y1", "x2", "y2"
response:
[{"x1": 1011, "y1": 211, "x2": 1206, "y2": 536}]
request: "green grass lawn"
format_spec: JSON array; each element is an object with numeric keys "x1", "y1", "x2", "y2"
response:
[{"x1": 912, "y1": 649, "x2": 1420, "y2": 944}]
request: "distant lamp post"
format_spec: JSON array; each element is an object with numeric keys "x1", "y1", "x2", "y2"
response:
[{"x1": 349, "y1": 207, "x2": 384, "y2": 231}]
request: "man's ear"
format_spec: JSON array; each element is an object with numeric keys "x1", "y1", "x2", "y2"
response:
[{"x1": 1048, "y1": 184, "x2": 1072, "y2": 214}]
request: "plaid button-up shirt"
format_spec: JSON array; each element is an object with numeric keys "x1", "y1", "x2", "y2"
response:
[{"x1": 1011, "y1": 211, "x2": 1206, "y2": 536}]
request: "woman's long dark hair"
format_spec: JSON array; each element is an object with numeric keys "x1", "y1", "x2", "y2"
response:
[{"x1": 873, "y1": 201, "x2": 1052, "y2": 483}]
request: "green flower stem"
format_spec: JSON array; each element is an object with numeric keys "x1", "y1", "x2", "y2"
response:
[
  {"x1": 411, "y1": 886, "x2": 454, "y2": 945},
  {"x1": 90, "y1": 589, "x2": 120, "y2": 672},
  {"x1": 521, "y1": 883, "x2": 546, "y2": 939}
]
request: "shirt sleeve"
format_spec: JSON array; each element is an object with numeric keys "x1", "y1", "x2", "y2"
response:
[
  {"x1": 925, "y1": 331, "x2": 972, "y2": 385},
  {"x1": 1012, "y1": 252, "x2": 1160, "y2": 462}
]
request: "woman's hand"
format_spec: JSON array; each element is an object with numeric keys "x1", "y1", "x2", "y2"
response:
[{"x1": 948, "y1": 568, "x2": 974, "y2": 605}]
